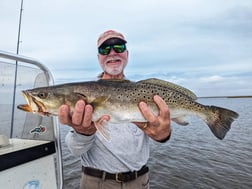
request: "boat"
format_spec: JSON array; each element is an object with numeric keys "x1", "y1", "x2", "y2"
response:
[{"x1": 0, "y1": 50, "x2": 63, "y2": 189}]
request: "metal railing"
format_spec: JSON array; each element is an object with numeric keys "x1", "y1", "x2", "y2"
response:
[{"x1": 0, "y1": 50, "x2": 63, "y2": 189}]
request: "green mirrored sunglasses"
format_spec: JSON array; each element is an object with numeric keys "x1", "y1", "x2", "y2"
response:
[{"x1": 98, "y1": 44, "x2": 126, "y2": 55}]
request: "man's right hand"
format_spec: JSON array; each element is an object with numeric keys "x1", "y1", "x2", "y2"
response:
[{"x1": 58, "y1": 100, "x2": 97, "y2": 135}]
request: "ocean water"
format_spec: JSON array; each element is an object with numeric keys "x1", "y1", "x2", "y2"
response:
[
  {"x1": 60, "y1": 98, "x2": 252, "y2": 189},
  {"x1": 0, "y1": 97, "x2": 251, "y2": 189}
]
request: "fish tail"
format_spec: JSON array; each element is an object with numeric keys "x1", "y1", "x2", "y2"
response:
[{"x1": 205, "y1": 106, "x2": 239, "y2": 140}]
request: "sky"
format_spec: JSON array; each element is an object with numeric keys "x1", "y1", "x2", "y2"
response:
[{"x1": 0, "y1": 0, "x2": 252, "y2": 97}]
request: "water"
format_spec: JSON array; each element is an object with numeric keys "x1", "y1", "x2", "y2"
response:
[
  {"x1": 60, "y1": 98, "x2": 252, "y2": 189},
  {"x1": 0, "y1": 97, "x2": 251, "y2": 188}
]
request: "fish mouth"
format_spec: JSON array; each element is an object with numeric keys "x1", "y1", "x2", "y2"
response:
[
  {"x1": 17, "y1": 104, "x2": 33, "y2": 112},
  {"x1": 17, "y1": 91, "x2": 46, "y2": 114}
]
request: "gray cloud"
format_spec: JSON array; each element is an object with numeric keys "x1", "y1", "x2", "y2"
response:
[{"x1": 1, "y1": 0, "x2": 251, "y2": 96}]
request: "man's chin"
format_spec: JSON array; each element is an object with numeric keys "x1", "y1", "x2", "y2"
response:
[
  {"x1": 104, "y1": 66, "x2": 124, "y2": 76},
  {"x1": 106, "y1": 70, "x2": 122, "y2": 76}
]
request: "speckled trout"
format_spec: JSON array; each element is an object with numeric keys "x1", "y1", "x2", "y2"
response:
[{"x1": 18, "y1": 78, "x2": 239, "y2": 140}]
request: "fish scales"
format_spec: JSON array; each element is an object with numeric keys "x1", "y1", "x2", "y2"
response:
[
  {"x1": 82, "y1": 79, "x2": 203, "y2": 119},
  {"x1": 17, "y1": 78, "x2": 239, "y2": 140}
]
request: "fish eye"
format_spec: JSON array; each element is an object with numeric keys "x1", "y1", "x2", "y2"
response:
[{"x1": 38, "y1": 92, "x2": 48, "y2": 99}]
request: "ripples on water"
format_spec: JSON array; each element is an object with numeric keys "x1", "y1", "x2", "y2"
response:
[{"x1": 61, "y1": 98, "x2": 252, "y2": 189}]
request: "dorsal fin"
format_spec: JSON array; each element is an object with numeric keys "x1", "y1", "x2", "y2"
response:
[{"x1": 138, "y1": 78, "x2": 197, "y2": 100}]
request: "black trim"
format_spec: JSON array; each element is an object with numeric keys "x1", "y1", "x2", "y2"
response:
[{"x1": 0, "y1": 141, "x2": 55, "y2": 171}]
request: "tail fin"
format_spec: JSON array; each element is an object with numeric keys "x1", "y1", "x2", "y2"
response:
[{"x1": 206, "y1": 106, "x2": 239, "y2": 140}]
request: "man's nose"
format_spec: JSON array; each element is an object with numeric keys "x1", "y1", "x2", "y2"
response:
[{"x1": 108, "y1": 48, "x2": 117, "y2": 55}]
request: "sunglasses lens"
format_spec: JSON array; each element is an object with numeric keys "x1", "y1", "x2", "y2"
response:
[
  {"x1": 112, "y1": 44, "x2": 126, "y2": 53},
  {"x1": 98, "y1": 46, "x2": 111, "y2": 55}
]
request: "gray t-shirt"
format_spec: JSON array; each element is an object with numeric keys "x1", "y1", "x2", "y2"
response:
[{"x1": 65, "y1": 122, "x2": 149, "y2": 173}]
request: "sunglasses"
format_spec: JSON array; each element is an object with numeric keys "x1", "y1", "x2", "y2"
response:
[{"x1": 98, "y1": 44, "x2": 126, "y2": 55}]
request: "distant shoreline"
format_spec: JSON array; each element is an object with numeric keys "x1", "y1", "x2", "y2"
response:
[{"x1": 200, "y1": 96, "x2": 252, "y2": 98}]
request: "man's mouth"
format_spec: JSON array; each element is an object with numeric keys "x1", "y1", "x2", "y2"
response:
[{"x1": 106, "y1": 57, "x2": 121, "y2": 64}]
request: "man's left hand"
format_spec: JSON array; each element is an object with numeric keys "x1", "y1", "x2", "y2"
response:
[{"x1": 134, "y1": 95, "x2": 171, "y2": 142}]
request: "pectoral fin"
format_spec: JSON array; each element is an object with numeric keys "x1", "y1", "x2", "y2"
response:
[
  {"x1": 172, "y1": 116, "x2": 189, "y2": 126},
  {"x1": 94, "y1": 118, "x2": 110, "y2": 141},
  {"x1": 91, "y1": 96, "x2": 109, "y2": 109}
]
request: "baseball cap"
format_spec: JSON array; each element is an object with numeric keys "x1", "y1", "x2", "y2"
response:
[{"x1": 97, "y1": 30, "x2": 127, "y2": 47}]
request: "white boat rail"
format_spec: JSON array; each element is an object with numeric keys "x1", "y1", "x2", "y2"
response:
[{"x1": 0, "y1": 50, "x2": 63, "y2": 189}]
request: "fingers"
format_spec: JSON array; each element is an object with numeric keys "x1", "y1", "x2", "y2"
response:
[
  {"x1": 153, "y1": 95, "x2": 170, "y2": 119},
  {"x1": 137, "y1": 95, "x2": 171, "y2": 141},
  {"x1": 82, "y1": 105, "x2": 94, "y2": 127},
  {"x1": 58, "y1": 100, "x2": 97, "y2": 135},
  {"x1": 100, "y1": 115, "x2": 110, "y2": 122},
  {"x1": 58, "y1": 100, "x2": 93, "y2": 128},
  {"x1": 70, "y1": 100, "x2": 93, "y2": 128},
  {"x1": 138, "y1": 95, "x2": 169, "y2": 125},
  {"x1": 71, "y1": 100, "x2": 85, "y2": 126},
  {"x1": 139, "y1": 101, "x2": 157, "y2": 125},
  {"x1": 58, "y1": 104, "x2": 71, "y2": 125},
  {"x1": 134, "y1": 122, "x2": 149, "y2": 130},
  {"x1": 70, "y1": 100, "x2": 95, "y2": 129}
]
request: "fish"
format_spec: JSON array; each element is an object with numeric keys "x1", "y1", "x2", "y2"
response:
[{"x1": 17, "y1": 78, "x2": 239, "y2": 140}]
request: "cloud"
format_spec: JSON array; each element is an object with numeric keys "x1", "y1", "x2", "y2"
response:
[
  {"x1": 199, "y1": 75, "x2": 224, "y2": 83},
  {"x1": 0, "y1": 0, "x2": 251, "y2": 96}
]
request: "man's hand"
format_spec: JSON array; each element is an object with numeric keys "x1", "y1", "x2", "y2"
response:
[
  {"x1": 135, "y1": 95, "x2": 171, "y2": 142},
  {"x1": 58, "y1": 100, "x2": 97, "y2": 135}
]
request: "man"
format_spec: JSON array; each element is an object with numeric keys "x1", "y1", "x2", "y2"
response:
[{"x1": 58, "y1": 30, "x2": 171, "y2": 189}]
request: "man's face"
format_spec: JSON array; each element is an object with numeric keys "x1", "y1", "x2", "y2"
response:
[{"x1": 97, "y1": 39, "x2": 128, "y2": 76}]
